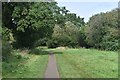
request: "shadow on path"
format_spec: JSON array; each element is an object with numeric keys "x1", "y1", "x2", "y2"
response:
[{"x1": 29, "y1": 48, "x2": 62, "y2": 55}]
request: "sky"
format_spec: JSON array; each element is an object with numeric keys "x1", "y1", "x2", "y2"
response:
[{"x1": 57, "y1": 1, "x2": 119, "y2": 22}]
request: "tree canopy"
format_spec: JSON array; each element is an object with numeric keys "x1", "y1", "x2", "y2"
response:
[{"x1": 2, "y1": 2, "x2": 119, "y2": 53}]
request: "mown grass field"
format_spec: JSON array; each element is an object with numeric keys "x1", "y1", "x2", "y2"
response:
[
  {"x1": 2, "y1": 47, "x2": 49, "y2": 78},
  {"x1": 2, "y1": 47, "x2": 118, "y2": 78},
  {"x1": 54, "y1": 48, "x2": 118, "y2": 78}
]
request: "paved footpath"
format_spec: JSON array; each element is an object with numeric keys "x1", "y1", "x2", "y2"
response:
[{"x1": 44, "y1": 53, "x2": 60, "y2": 79}]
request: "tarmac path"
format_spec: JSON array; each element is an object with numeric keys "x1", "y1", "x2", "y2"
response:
[{"x1": 44, "y1": 52, "x2": 60, "y2": 79}]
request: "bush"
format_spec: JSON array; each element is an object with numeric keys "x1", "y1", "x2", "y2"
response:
[
  {"x1": 29, "y1": 48, "x2": 47, "y2": 55},
  {"x1": 16, "y1": 54, "x2": 22, "y2": 59},
  {"x1": 2, "y1": 40, "x2": 12, "y2": 61},
  {"x1": 47, "y1": 40, "x2": 58, "y2": 48},
  {"x1": 34, "y1": 38, "x2": 47, "y2": 47},
  {"x1": 100, "y1": 40, "x2": 119, "y2": 51},
  {"x1": 2, "y1": 27, "x2": 13, "y2": 61}
]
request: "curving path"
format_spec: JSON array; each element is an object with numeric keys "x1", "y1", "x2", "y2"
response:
[{"x1": 44, "y1": 52, "x2": 60, "y2": 79}]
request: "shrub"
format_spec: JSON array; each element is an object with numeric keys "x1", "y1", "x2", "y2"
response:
[
  {"x1": 34, "y1": 38, "x2": 47, "y2": 47},
  {"x1": 2, "y1": 27, "x2": 12, "y2": 61},
  {"x1": 47, "y1": 40, "x2": 58, "y2": 48},
  {"x1": 100, "y1": 40, "x2": 119, "y2": 51},
  {"x1": 16, "y1": 54, "x2": 22, "y2": 59},
  {"x1": 29, "y1": 48, "x2": 47, "y2": 55},
  {"x1": 2, "y1": 40, "x2": 12, "y2": 61}
]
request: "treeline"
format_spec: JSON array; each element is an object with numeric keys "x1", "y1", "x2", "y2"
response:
[
  {"x1": 2, "y1": 2, "x2": 119, "y2": 60},
  {"x1": 84, "y1": 9, "x2": 119, "y2": 51}
]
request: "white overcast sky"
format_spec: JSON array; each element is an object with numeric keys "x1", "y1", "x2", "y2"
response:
[{"x1": 56, "y1": 0, "x2": 119, "y2": 22}]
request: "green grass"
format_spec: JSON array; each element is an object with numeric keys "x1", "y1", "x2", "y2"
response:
[
  {"x1": 2, "y1": 47, "x2": 118, "y2": 78},
  {"x1": 2, "y1": 48, "x2": 49, "y2": 78},
  {"x1": 54, "y1": 48, "x2": 118, "y2": 78},
  {"x1": 0, "y1": 59, "x2": 1, "y2": 77}
]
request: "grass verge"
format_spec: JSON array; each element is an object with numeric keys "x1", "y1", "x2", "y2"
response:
[
  {"x1": 55, "y1": 48, "x2": 118, "y2": 78},
  {"x1": 2, "y1": 48, "x2": 48, "y2": 78}
]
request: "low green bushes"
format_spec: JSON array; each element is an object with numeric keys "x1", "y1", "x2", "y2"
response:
[
  {"x1": 2, "y1": 27, "x2": 12, "y2": 61},
  {"x1": 2, "y1": 40, "x2": 12, "y2": 61}
]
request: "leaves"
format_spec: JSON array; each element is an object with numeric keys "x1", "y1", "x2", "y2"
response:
[{"x1": 85, "y1": 8, "x2": 119, "y2": 50}]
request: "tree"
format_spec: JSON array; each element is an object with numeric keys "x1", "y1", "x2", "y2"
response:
[
  {"x1": 78, "y1": 25, "x2": 88, "y2": 47},
  {"x1": 52, "y1": 24, "x2": 69, "y2": 47},
  {"x1": 85, "y1": 8, "x2": 119, "y2": 51},
  {"x1": 65, "y1": 13, "x2": 85, "y2": 27},
  {"x1": 85, "y1": 13, "x2": 105, "y2": 48},
  {"x1": 52, "y1": 21, "x2": 80, "y2": 47},
  {"x1": 9, "y1": 2, "x2": 66, "y2": 48}
]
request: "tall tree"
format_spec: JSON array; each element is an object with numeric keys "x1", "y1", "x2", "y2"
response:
[{"x1": 85, "y1": 8, "x2": 119, "y2": 50}]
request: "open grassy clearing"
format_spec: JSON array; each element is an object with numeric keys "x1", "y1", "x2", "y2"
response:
[
  {"x1": 2, "y1": 47, "x2": 49, "y2": 78},
  {"x1": 54, "y1": 48, "x2": 118, "y2": 78}
]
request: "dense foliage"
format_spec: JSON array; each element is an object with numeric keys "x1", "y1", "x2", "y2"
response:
[
  {"x1": 85, "y1": 9, "x2": 119, "y2": 51},
  {"x1": 2, "y1": 2, "x2": 84, "y2": 48},
  {"x1": 2, "y1": 2, "x2": 119, "y2": 61},
  {"x1": 52, "y1": 21, "x2": 80, "y2": 48},
  {"x1": 2, "y1": 27, "x2": 12, "y2": 61}
]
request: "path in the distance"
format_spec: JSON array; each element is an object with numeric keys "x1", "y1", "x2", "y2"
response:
[{"x1": 44, "y1": 52, "x2": 60, "y2": 79}]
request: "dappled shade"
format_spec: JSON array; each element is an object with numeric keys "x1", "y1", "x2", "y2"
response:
[{"x1": 28, "y1": 47, "x2": 63, "y2": 55}]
